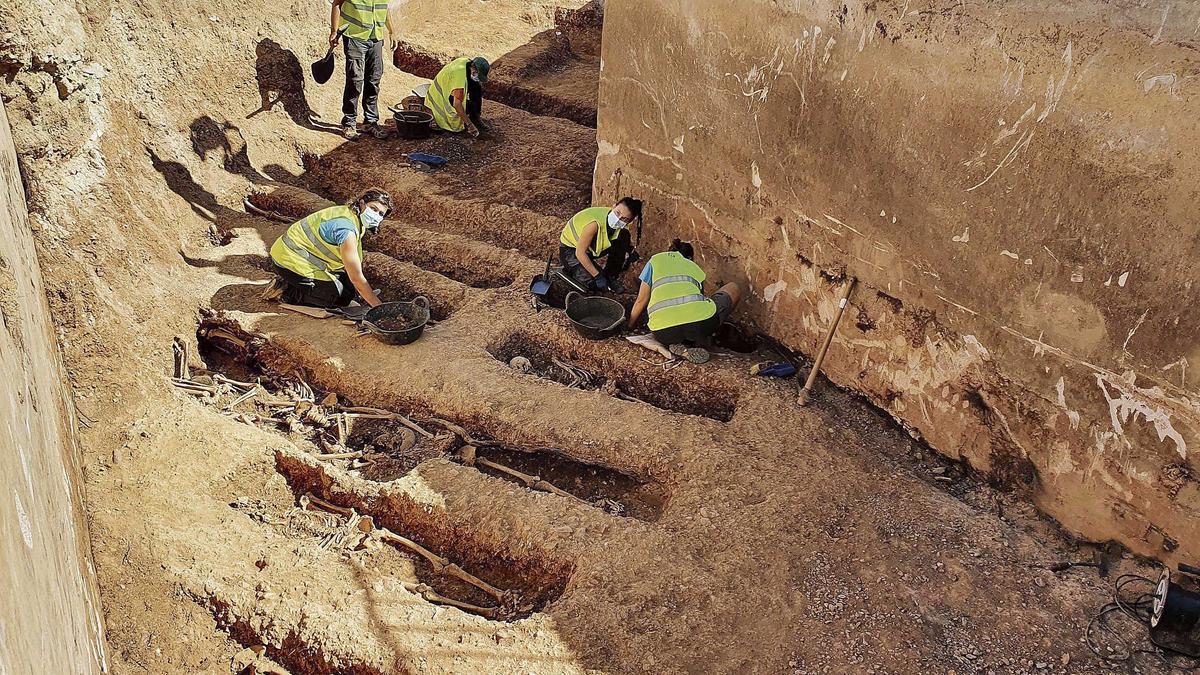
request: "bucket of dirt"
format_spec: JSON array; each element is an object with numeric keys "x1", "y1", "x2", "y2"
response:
[
  {"x1": 393, "y1": 109, "x2": 433, "y2": 139},
  {"x1": 564, "y1": 292, "x2": 625, "y2": 340},
  {"x1": 364, "y1": 297, "x2": 430, "y2": 345}
]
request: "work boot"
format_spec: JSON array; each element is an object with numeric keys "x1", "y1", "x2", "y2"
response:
[
  {"x1": 341, "y1": 124, "x2": 360, "y2": 141},
  {"x1": 366, "y1": 123, "x2": 390, "y2": 139}
]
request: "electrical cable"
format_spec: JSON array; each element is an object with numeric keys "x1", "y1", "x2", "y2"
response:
[{"x1": 1085, "y1": 572, "x2": 1200, "y2": 667}]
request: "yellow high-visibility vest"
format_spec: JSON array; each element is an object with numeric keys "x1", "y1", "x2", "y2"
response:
[
  {"x1": 269, "y1": 205, "x2": 364, "y2": 281},
  {"x1": 646, "y1": 251, "x2": 717, "y2": 331},
  {"x1": 559, "y1": 207, "x2": 614, "y2": 257},
  {"x1": 428, "y1": 57, "x2": 471, "y2": 132},
  {"x1": 339, "y1": 0, "x2": 389, "y2": 41}
]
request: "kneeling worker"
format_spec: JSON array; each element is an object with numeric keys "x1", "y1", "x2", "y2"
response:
[
  {"x1": 268, "y1": 188, "x2": 393, "y2": 309},
  {"x1": 559, "y1": 197, "x2": 642, "y2": 293},
  {"x1": 427, "y1": 56, "x2": 490, "y2": 138},
  {"x1": 626, "y1": 239, "x2": 742, "y2": 363}
]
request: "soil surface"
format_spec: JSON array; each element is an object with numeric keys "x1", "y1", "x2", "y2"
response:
[{"x1": 2, "y1": 0, "x2": 1192, "y2": 673}]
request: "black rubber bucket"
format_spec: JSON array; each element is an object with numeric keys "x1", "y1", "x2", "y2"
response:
[
  {"x1": 393, "y1": 110, "x2": 433, "y2": 139},
  {"x1": 363, "y1": 297, "x2": 430, "y2": 345},
  {"x1": 564, "y1": 292, "x2": 624, "y2": 340}
]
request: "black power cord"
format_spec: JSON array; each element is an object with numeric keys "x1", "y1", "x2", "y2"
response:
[{"x1": 1086, "y1": 573, "x2": 1200, "y2": 667}]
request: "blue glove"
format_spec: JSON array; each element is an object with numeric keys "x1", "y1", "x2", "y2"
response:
[{"x1": 593, "y1": 275, "x2": 610, "y2": 291}]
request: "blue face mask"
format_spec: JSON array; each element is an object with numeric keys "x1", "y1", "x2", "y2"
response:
[{"x1": 360, "y1": 206, "x2": 384, "y2": 233}]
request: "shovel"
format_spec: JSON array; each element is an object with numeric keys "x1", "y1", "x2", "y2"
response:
[{"x1": 311, "y1": 28, "x2": 347, "y2": 85}]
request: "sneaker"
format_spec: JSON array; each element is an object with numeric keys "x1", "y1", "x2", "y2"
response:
[
  {"x1": 341, "y1": 125, "x2": 360, "y2": 140},
  {"x1": 261, "y1": 277, "x2": 285, "y2": 301},
  {"x1": 366, "y1": 123, "x2": 389, "y2": 139},
  {"x1": 669, "y1": 343, "x2": 711, "y2": 364}
]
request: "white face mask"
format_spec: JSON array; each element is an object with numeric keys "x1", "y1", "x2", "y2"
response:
[
  {"x1": 470, "y1": 74, "x2": 481, "y2": 83},
  {"x1": 607, "y1": 211, "x2": 626, "y2": 230},
  {"x1": 360, "y1": 206, "x2": 384, "y2": 231}
]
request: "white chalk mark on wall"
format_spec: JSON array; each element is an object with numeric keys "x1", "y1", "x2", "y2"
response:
[
  {"x1": 14, "y1": 490, "x2": 33, "y2": 550},
  {"x1": 1150, "y1": 4, "x2": 1171, "y2": 45},
  {"x1": 1143, "y1": 73, "x2": 1181, "y2": 99},
  {"x1": 1162, "y1": 357, "x2": 1188, "y2": 389},
  {"x1": 952, "y1": 227, "x2": 970, "y2": 243},
  {"x1": 1056, "y1": 377, "x2": 1081, "y2": 429},
  {"x1": 1095, "y1": 371, "x2": 1189, "y2": 459},
  {"x1": 1122, "y1": 309, "x2": 1149, "y2": 354},
  {"x1": 764, "y1": 279, "x2": 788, "y2": 302}
]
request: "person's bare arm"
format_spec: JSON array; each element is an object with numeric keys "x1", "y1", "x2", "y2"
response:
[
  {"x1": 627, "y1": 281, "x2": 651, "y2": 328},
  {"x1": 329, "y1": 0, "x2": 345, "y2": 46},
  {"x1": 574, "y1": 221, "x2": 602, "y2": 278},
  {"x1": 450, "y1": 89, "x2": 477, "y2": 137},
  {"x1": 339, "y1": 238, "x2": 382, "y2": 307},
  {"x1": 386, "y1": 1, "x2": 398, "y2": 49}
]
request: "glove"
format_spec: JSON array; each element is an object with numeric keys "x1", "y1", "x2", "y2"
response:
[
  {"x1": 593, "y1": 274, "x2": 610, "y2": 291},
  {"x1": 625, "y1": 249, "x2": 641, "y2": 267}
]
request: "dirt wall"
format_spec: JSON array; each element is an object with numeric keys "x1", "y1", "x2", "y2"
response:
[
  {"x1": 595, "y1": 0, "x2": 1200, "y2": 562},
  {"x1": 0, "y1": 103, "x2": 106, "y2": 673}
]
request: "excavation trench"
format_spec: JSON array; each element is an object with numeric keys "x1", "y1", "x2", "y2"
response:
[
  {"x1": 247, "y1": 168, "x2": 573, "y2": 265},
  {"x1": 491, "y1": 329, "x2": 739, "y2": 423},
  {"x1": 369, "y1": 229, "x2": 521, "y2": 289},
  {"x1": 192, "y1": 595, "x2": 385, "y2": 675},
  {"x1": 392, "y1": 36, "x2": 598, "y2": 128},
  {"x1": 273, "y1": 449, "x2": 572, "y2": 620},
  {"x1": 196, "y1": 316, "x2": 665, "y2": 520},
  {"x1": 391, "y1": 3, "x2": 601, "y2": 127},
  {"x1": 362, "y1": 252, "x2": 468, "y2": 321}
]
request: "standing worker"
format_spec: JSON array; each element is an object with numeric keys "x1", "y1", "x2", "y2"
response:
[
  {"x1": 559, "y1": 197, "x2": 643, "y2": 293},
  {"x1": 329, "y1": 0, "x2": 395, "y2": 140},
  {"x1": 625, "y1": 240, "x2": 742, "y2": 363},
  {"x1": 427, "y1": 56, "x2": 491, "y2": 138},
  {"x1": 266, "y1": 188, "x2": 394, "y2": 309}
]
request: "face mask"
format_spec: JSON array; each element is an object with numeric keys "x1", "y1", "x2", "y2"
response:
[
  {"x1": 607, "y1": 211, "x2": 626, "y2": 230},
  {"x1": 470, "y1": 74, "x2": 481, "y2": 83},
  {"x1": 360, "y1": 207, "x2": 384, "y2": 232}
]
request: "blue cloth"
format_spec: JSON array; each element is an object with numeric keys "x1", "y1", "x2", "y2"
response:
[
  {"x1": 318, "y1": 217, "x2": 358, "y2": 247},
  {"x1": 638, "y1": 262, "x2": 654, "y2": 285}
]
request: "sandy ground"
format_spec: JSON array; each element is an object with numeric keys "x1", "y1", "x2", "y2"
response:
[{"x1": 2, "y1": 0, "x2": 1193, "y2": 672}]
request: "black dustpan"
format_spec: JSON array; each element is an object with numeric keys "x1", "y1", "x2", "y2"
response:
[
  {"x1": 310, "y1": 29, "x2": 346, "y2": 85},
  {"x1": 529, "y1": 254, "x2": 553, "y2": 296}
]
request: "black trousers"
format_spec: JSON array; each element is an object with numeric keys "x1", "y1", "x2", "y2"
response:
[
  {"x1": 559, "y1": 228, "x2": 631, "y2": 290},
  {"x1": 274, "y1": 263, "x2": 356, "y2": 308},
  {"x1": 342, "y1": 37, "x2": 383, "y2": 127},
  {"x1": 441, "y1": 78, "x2": 484, "y2": 129},
  {"x1": 466, "y1": 77, "x2": 484, "y2": 126}
]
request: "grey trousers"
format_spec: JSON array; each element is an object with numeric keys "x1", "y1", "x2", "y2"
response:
[{"x1": 341, "y1": 37, "x2": 383, "y2": 127}]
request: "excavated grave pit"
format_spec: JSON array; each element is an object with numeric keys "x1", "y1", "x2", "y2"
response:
[
  {"x1": 490, "y1": 329, "x2": 738, "y2": 422},
  {"x1": 197, "y1": 596, "x2": 386, "y2": 675},
  {"x1": 273, "y1": 450, "x2": 573, "y2": 620},
  {"x1": 362, "y1": 252, "x2": 466, "y2": 322},
  {"x1": 197, "y1": 316, "x2": 664, "y2": 520},
  {"x1": 472, "y1": 444, "x2": 666, "y2": 522},
  {"x1": 368, "y1": 231, "x2": 518, "y2": 290},
  {"x1": 247, "y1": 187, "x2": 532, "y2": 293},
  {"x1": 390, "y1": 4, "x2": 602, "y2": 128}
]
